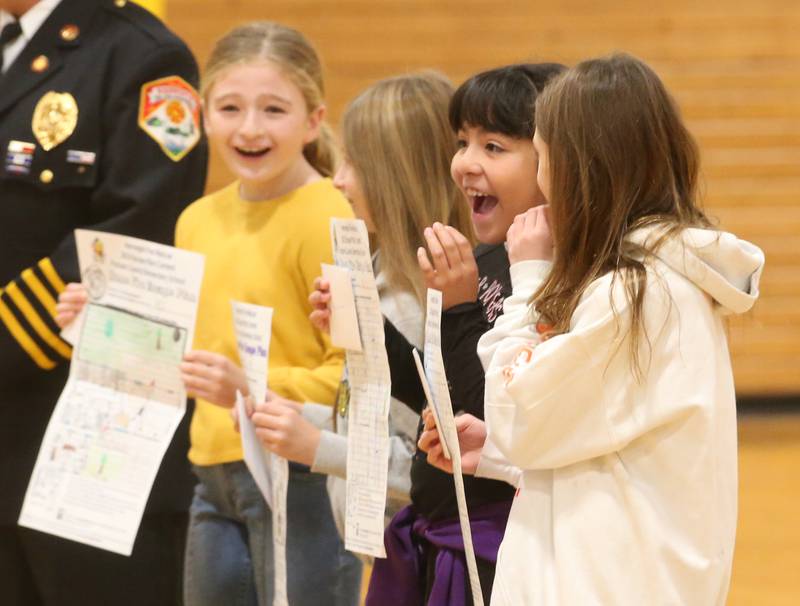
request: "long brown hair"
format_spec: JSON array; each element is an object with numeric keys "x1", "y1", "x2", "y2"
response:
[
  {"x1": 341, "y1": 72, "x2": 475, "y2": 305},
  {"x1": 533, "y1": 53, "x2": 710, "y2": 374},
  {"x1": 201, "y1": 21, "x2": 337, "y2": 176}
]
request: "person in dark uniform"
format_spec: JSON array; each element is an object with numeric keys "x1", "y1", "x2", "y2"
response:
[{"x1": 0, "y1": 0, "x2": 208, "y2": 604}]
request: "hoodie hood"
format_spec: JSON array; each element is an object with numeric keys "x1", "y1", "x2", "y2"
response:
[{"x1": 627, "y1": 226, "x2": 765, "y2": 315}]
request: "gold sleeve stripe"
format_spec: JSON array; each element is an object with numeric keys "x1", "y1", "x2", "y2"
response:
[
  {"x1": 38, "y1": 258, "x2": 66, "y2": 294},
  {"x1": 0, "y1": 298, "x2": 57, "y2": 370},
  {"x1": 22, "y1": 268, "x2": 58, "y2": 319},
  {"x1": 5, "y1": 283, "x2": 72, "y2": 360}
]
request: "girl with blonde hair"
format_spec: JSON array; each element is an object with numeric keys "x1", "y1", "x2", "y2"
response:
[
  {"x1": 164, "y1": 21, "x2": 357, "y2": 606},
  {"x1": 55, "y1": 21, "x2": 359, "y2": 605},
  {"x1": 251, "y1": 71, "x2": 473, "y2": 558}
]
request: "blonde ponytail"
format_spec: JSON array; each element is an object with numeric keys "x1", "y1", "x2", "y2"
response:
[{"x1": 304, "y1": 121, "x2": 338, "y2": 178}]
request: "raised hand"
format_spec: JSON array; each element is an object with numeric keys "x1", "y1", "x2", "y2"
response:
[
  {"x1": 417, "y1": 223, "x2": 478, "y2": 309},
  {"x1": 506, "y1": 205, "x2": 553, "y2": 264}
]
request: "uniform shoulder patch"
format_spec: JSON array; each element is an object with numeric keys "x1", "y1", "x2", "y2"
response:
[{"x1": 138, "y1": 76, "x2": 201, "y2": 162}]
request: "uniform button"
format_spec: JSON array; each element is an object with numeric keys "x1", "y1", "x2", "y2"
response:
[
  {"x1": 60, "y1": 25, "x2": 80, "y2": 42},
  {"x1": 40, "y1": 169, "x2": 54, "y2": 184},
  {"x1": 31, "y1": 55, "x2": 49, "y2": 72}
]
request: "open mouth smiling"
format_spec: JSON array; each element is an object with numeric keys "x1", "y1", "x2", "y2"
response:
[
  {"x1": 466, "y1": 187, "x2": 499, "y2": 215},
  {"x1": 235, "y1": 146, "x2": 270, "y2": 158}
]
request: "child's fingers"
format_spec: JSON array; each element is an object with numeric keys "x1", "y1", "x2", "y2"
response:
[
  {"x1": 244, "y1": 395, "x2": 255, "y2": 417},
  {"x1": 256, "y1": 397, "x2": 293, "y2": 416},
  {"x1": 312, "y1": 277, "x2": 330, "y2": 293},
  {"x1": 54, "y1": 313, "x2": 75, "y2": 329},
  {"x1": 530, "y1": 205, "x2": 548, "y2": 226},
  {"x1": 423, "y1": 408, "x2": 439, "y2": 433},
  {"x1": 254, "y1": 427, "x2": 282, "y2": 447},
  {"x1": 251, "y1": 411, "x2": 281, "y2": 431},
  {"x1": 421, "y1": 407, "x2": 434, "y2": 430},
  {"x1": 446, "y1": 226, "x2": 475, "y2": 264},
  {"x1": 58, "y1": 290, "x2": 88, "y2": 303},
  {"x1": 417, "y1": 247, "x2": 435, "y2": 279},
  {"x1": 507, "y1": 212, "x2": 525, "y2": 240},
  {"x1": 179, "y1": 361, "x2": 218, "y2": 381},
  {"x1": 281, "y1": 399, "x2": 303, "y2": 413},
  {"x1": 63, "y1": 282, "x2": 88, "y2": 295},
  {"x1": 537, "y1": 205, "x2": 551, "y2": 230},
  {"x1": 528, "y1": 206, "x2": 552, "y2": 242},
  {"x1": 423, "y1": 226, "x2": 450, "y2": 271},
  {"x1": 426, "y1": 445, "x2": 452, "y2": 473},
  {"x1": 308, "y1": 309, "x2": 330, "y2": 332},
  {"x1": 54, "y1": 304, "x2": 77, "y2": 318},
  {"x1": 417, "y1": 429, "x2": 440, "y2": 453},
  {"x1": 308, "y1": 289, "x2": 330, "y2": 309},
  {"x1": 182, "y1": 350, "x2": 211, "y2": 365},
  {"x1": 180, "y1": 372, "x2": 214, "y2": 395},
  {"x1": 432, "y1": 223, "x2": 462, "y2": 265},
  {"x1": 181, "y1": 376, "x2": 215, "y2": 402},
  {"x1": 55, "y1": 301, "x2": 80, "y2": 313},
  {"x1": 183, "y1": 350, "x2": 229, "y2": 369}
]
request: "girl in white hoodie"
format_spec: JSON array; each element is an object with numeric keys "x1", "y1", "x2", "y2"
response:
[{"x1": 419, "y1": 53, "x2": 765, "y2": 605}]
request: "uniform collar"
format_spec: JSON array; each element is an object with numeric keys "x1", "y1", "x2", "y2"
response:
[
  {"x1": 1, "y1": 0, "x2": 61, "y2": 74},
  {"x1": 1, "y1": 0, "x2": 62, "y2": 41},
  {"x1": 0, "y1": 0, "x2": 91, "y2": 116}
]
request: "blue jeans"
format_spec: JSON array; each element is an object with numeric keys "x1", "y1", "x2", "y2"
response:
[{"x1": 184, "y1": 461, "x2": 362, "y2": 606}]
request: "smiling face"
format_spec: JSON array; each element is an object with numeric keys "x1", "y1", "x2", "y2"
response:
[
  {"x1": 203, "y1": 60, "x2": 322, "y2": 201},
  {"x1": 450, "y1": 124, "x2": 546, "y2": 244}
]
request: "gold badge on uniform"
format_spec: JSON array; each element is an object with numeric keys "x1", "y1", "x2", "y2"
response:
[{"x1": 31, "y1": 92, "x2": 79, "y2": 151}]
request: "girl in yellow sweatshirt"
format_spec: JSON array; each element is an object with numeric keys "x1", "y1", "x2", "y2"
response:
[{"x1": 174, "y1": 22, "x2": 357, "y2": 606}]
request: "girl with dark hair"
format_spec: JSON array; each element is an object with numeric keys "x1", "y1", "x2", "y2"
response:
[{"x1": 360, "y1": 62, "x2": 565, "y2": 606}]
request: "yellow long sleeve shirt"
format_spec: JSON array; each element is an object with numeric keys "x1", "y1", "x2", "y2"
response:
[{"x1": 175, "y1": 179, "x2": 352, "y2": 466}]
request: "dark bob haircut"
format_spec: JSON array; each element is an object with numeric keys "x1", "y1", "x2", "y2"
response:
[{"x1": 449, "y1": 63, "x2": 566, "y2": 139}]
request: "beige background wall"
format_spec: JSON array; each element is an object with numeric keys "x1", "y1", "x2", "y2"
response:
[{"x1": 170, "y1": 0, "x2": 800, "y2": 396}]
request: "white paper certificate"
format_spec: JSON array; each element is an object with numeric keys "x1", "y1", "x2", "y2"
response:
[
  {"x1": 411, "y1": 348, "x2": 451, "y2": 460},
  {"x1": 230, "y1": 301, "x2": 288, "y2": 606},
  {"x1": 321, "y1": 263, "x2": 362, "y2": 352},
  {"x1": 423, "y1": 288, "x2": 484, "y2": 605},
  {"x1": 18, "y1": 229, "x2": 204, "y2": 556},
  {"x1": 331, "y1": 218, "x2": 391, "y2": 558}
]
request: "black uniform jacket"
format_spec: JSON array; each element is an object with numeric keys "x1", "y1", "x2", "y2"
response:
[{"x1": 0, "y1": 0, "x2": 208, "y2": 523}]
